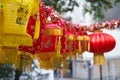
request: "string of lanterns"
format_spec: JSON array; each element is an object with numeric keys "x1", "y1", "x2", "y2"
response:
[{"x1": 0, "y1": 0, "x2": 119, "y2": 71}]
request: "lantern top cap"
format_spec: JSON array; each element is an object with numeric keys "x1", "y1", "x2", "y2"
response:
[{"x1": 93, "y1": 29, "x2": 103, "y2": 33}]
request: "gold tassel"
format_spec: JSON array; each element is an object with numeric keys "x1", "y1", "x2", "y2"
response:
[
  {"x1": 33, "y1": 0, "x2": 40, "y2": 39},
  {"x1": 56, "y1": 37, "x2": 61, "y2": 58},
  {"x1": 33, "y1": 13, "x2": 40, "y2": 39},
  {"x1": 86, "y1": 36, "x2": 90, "y2": 51},
  {"x1": 15, "y1": 52, "x2": 33, "y2": 72},
  {"x1": 0, "y1": 34, "x2": 32, "y2": 47},
  {"x1": 36, "y1": 52, "x2": 57, "y2": 69},
  {"x1": 78, "y1": 41, "x2": 82, "y2": 54},
  {"x1": 94, "y1": 53, "x2": 106, "y2": 65},
  {"x1": 0, "y1": 47, "x2": 6, "y2": 64},
  {"x1": 39, "y1": 60, "x2": 54, "y2": 70},
  {"x1": 83, "y1": 35, "x2": 90, "y2": 51},
  {"x1": 87, "y1": 40, "x2": 90, "y2": 51},
  {"x1": 36, "y1": 52, "x2": 55, "y2": 61},
  {"x1": 69, "y1": 41, "x2": 74, "y2": 59},
  {"x1": 68, "y1": 52, "x2": 72, "y2": 59},
  {"x1": 0, "y1": 47, "x2": 18, "y2": 64},
  {"x1": 62, "y1": 58, "x2": 66, "y2": 66},
  {"x1": 51, "y1": 56, "x2": 62, "y2": 69}
]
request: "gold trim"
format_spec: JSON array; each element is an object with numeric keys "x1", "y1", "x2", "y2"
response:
[{"x1": 46, "y1": 28, "x2": 63, "y2": 36}]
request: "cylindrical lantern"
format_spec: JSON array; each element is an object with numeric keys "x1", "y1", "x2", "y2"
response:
[
  {"x1": 61, "y1": 31, "x2": 75, "y2": 59},
  {"x1": 89, "y1": 32, "x2": 116, "y2": 65},
  {"x1": 75, "y1": 35, "x2": 90, "y2": 54},
  {"x1": 0, "y1": 0, "x2": 34, "y2": 47}
]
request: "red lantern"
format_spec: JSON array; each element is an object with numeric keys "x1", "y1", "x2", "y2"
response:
[
  {"x1": 89, "y1": 32, "x2": 116, "y2": 65},
  {"x1": 60, "y1": 31, "x2": 75, "y2": 60}
]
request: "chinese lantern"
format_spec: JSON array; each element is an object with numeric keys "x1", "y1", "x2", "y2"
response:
[
  {"x1": 44, "y1": 23, "x2": 63, "y2": 58},
  {"x1": 61, "y1": 31, "x2": 75, "y2": 60},
  {"x1": 36, "y1": 4, "x2": 63, "y2": 69},
  {"x1": 51, "y1": 20, "x2": 67, "y2": 68},
  {"x1": 37, "y1": 23, "x2": 63, "y2": 69},
  {"x1": 75, "y1": 35, "x2": 84, "y2": 54},
  {"x1": 75, "y1": 30, "x2": 90, "y2": 55},
  {"x1": 0, "y1": 0, "x2": 38, "y2": 65},
  {"x1": 89, "y1": 32, "x2": 116, "y2": 65},
  {"x1": 0, "y1": 0, "x2": 35, "y2": 47}
]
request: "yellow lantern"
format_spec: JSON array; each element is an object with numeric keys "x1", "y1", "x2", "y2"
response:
[{"x1": 0, "y1": 0, "x2": 34, "y2": 47}]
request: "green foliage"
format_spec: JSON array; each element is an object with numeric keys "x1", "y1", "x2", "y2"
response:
[
  {"x1": 43, "y1": 0, "x2": 120, "y2": 21},
  {"x1": 43, "y1": 0, "x2": 79, "y2": 14},
  {"x1": 84, "y1": 0, "x2": 120, "y2": 21},
  {"x1": 114, "y1": 0, "x2": 120, "y2": 3}
]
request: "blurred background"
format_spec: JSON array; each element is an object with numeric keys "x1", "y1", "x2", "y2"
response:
[{"x1": 0, "y1": 0, "x2": 120, "y2": 80}]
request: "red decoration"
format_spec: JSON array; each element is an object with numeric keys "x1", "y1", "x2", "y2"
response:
[
  {"x1": 60, "y1": 30, "x2": 75, "y2": 60},
  {"x1": 89, "y1": 32, "x2": 116, "y2": 65}
]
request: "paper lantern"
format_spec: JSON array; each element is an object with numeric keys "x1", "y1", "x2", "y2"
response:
[
  {"x1": 75, "y1": 35, "x2": 90, "y2": 54},
  {"x1": 0, "y1": 0, "x2": 39, "y2": 66},
  {"x1": 75, "y1": 35, "x2": 84, "y2": 54},
  {"x1": 0, "y1": 0, "x2": 34, "y2": 47},
  {"x1": 37, "y1": 5, "x2": 64, "y2": 69},
  {"x1": 38, "y1": 23, "x2": 63, "y2": 69},
  {"x1": 89, "y1": 32, "x2": 116, "y2": 65},
  {"x1": 61, "y1": 31, "x2": 75, "y2": 60},
  {"x1": 67, "y1": 27, "x2": 78, "y2": 58}
]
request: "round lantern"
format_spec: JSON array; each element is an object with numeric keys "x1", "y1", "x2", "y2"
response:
[{"x1": 89, "y1": 32, "x2": 116, "y2": 65}]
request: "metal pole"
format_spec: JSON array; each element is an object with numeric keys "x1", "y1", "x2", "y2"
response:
[
  {"x1": 88, "y1": 61, "x2": 93, "y2": 80},
  {"x1": 107, "y1": 61, "x2": 110, "y2": 80},
  {"x1": 100, "y1": 65, "x2": 102, "y2": 80},
  {"x1": 106, "y1": 61, "x2": 109, "y2": 80},
  {"x1": 112, "y1": 64, "x2": 115, "y2": 80}
]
